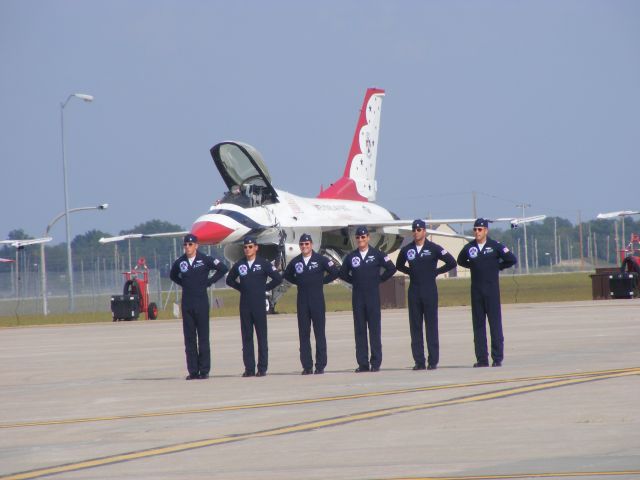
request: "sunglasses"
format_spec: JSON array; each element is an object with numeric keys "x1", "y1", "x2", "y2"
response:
[
  {"x1": 299, "y1": 242, "x2": 311, "y2": 246},
  {"x1": 356, "y1": 235, "x2": 368, "y2": 240},
  {"x1": 243, "y1": 245, "x2": 255, "y2": 250},
  {"x1": 412, "y1": 228, "x2": 424, "y2": 232},
  {"x1": 473, "y1": 227, "x2": 485, "y2": 232},
  {"x1": 183, "y1": 242, "x2": 195, "y2": 246}
]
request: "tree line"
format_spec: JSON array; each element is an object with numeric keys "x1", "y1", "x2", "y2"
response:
[{"x1": 2, "y1": 216, "x2": 639, "y2": 276}]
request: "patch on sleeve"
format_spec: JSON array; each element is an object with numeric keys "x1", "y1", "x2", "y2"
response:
[
  {"x1": 213, "y1": 258, "x2": 220, "y2": 265},
  {"x1": 441, "y1": 249, "x2": 448, "y2": 255},
  {"x1": 383, "y1": 255, "x2": 390, "y2": 262},
  {"x1": 503, "y1": 247, "x2": 509, "y2": 253},
  {"x1": 327, "y1": 260, "x2": 334, "y2": 267}
]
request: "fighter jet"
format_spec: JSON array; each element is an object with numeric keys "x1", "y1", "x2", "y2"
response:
[{"x1": 100, "y1": 89, "x2": 544, "y2": 306}]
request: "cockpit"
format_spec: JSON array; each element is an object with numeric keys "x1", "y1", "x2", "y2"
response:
[{"x1": 211, "y1": 142, "x2": 279, "y2": 207}]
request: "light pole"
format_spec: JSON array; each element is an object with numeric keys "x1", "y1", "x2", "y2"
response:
[
  {"x1": 40, "y1": 204, "x2": 108, "y2": 315},
  {"x1": 516, "y1": 203, "x2": 531, "y2": 274},
  {"x1": 61, "y1": 92, "x2": 94, "y2": 312}
]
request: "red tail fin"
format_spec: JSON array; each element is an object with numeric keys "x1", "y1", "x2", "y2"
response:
[{"x1": 318, "y1": 88, "x2": 385, "y2": 202}]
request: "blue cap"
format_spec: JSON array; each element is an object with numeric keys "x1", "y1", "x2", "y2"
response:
[
  {"x1": 355, "y1": 226, "x2": 369, "y2": 236},
  {"x1": 243, "y1": 236, "x2": 257, "y2": 245},
  {"x1": 183, "y1": 234, "x2": 198, "y2": 244},
  {"x1": 299, "y1": 233, "x2": 313, "y2": 243},
  {"x1": 412, "y1": 219, "x2": 426, "y2": 230},
  {"x1": 474, "y1": 218, "x2": 489, "y2": 228}
]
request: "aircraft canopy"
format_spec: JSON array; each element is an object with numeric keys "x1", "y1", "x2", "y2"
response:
[{"x1": 211, "y1": 142, "x2": 278, "y2": 206}]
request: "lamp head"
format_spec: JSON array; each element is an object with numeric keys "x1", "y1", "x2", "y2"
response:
[
  {"x1": 98, "y1": 203, "x2": 109, "y2": 210},
  {"x1": 74, "y1": 93, "x2": 94, "y2": 102}
]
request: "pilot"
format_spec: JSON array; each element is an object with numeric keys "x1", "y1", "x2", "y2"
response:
[
  {"x1": 395, "y1": 219, "x2": 457, "y2": 371},
  {"x1": 456, "y1": 218, "x2": 517, "y2": 368},
  {"x1": 226, "y1": 236, "x2": 282, "y2": 377},
  {"x1": 339, "y1": 226, "x2": 397, "y2": 372},
  {"x1": 283, "y1": 233, "x2": 339, "y2": 375},
  {"x1": 169, "y1": 234, "x2": 228, "y2": 380}
]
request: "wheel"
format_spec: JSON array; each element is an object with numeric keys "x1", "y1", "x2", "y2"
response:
[{"x1": 147, "y1": 302, "x2": 158, "y2": 320}]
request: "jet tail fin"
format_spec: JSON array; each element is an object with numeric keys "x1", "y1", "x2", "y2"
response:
[{"x1": 318, "y1": 88, "x2": 385, "y2": 202}]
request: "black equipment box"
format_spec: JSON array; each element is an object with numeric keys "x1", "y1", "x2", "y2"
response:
[
  {"x1": 609, "y1": 272, "x2": 638, "y2": 299},
  {"x1": 111, "y1": 294, "x2": 140, "y2": 320}
]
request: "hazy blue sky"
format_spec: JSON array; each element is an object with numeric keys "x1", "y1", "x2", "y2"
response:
[{"x1": 1, "y1": 0, "x2": 639, "y2": 243}]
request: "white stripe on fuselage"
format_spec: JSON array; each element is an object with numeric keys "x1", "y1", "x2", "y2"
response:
[{"x1": 192, "y1": 189, "x2": 395, "y2": 245}]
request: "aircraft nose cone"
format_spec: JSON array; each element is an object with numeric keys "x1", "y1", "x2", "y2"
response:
[{"x1": 191, "y1": 221, "x2": 234, "y2": 245}]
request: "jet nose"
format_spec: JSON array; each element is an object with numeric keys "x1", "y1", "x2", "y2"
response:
[{"x1": 191, "y1": 221, "x2": 235, "y2": 245}]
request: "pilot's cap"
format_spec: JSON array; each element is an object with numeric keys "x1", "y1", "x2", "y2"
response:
[
  {"x1": 474, "y1": 218, "x2": 489, "y2": 228},
  {"x1": 412, "y1": 219, "x2": 426, "y2": 230},
  {"x1": 299, "y1": 233, "x2": 313, "y2": 243},
  {"x1": 355, "y1": 226, "x2": 369, "y2": 236},
  {"x1": 183, "y1": 234, "x2": 198, "y2": 244},
  {"x1": 243, "y1": 236, "x2": 257, "y2": 245}
]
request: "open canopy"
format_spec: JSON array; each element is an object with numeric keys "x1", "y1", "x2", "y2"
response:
[{"x1": 210, "y1": 142, "x2": 278, "y2": 206}]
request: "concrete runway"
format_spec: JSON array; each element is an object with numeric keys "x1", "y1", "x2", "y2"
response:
[{"x1": 1, "y1": 300, "x2": 639, "y2": 479}]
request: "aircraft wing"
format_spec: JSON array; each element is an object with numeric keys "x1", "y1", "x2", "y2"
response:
[
  {"x1": 597, "y1": 210, "x2": 640, "y2": 219},
  {"x1": 358, "y1": 215, "x2": 545, "y2": 229},
  {"x1": 99, "y1": 231, "x2": 189, "y2": 244},
  {"x1": 0, "y1": 237, "x2": 52, "y2": 248},
  {"x1": 339, "y1": 215, "x2": 545, "y2": 236}
]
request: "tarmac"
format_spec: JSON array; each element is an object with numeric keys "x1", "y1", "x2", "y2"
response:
[{"x1": 0, "y1": 299, "x2": 639, "y2": 480}]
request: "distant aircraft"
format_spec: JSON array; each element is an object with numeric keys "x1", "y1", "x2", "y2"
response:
[
  {"x1": 100, "y1": 89, "x2": 544, "y2": 307},
  {"x1": 0, "y1": 238, "x2": 53, "y2": 248},
  {"x1": 596, "y1": 210, "x2": 640, "y2": 220}
]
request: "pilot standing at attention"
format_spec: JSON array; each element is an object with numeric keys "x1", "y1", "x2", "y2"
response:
[
  {"x1": 456, "y1": 218, "x2": 517, "y2": 368},
  {"x1": 395, "y1": 219, "x2": 457, "y2": 371},
  {"x1": 283, "y1": 233, "x2": 339, "y2": 375},
  {"x1": 226, "y1": 236, "x2": 282, "y2": 377},
  {"x1": 170, "y1": 234, "x2": 228, "y2": 380},
  {"x1": 339, "y1": 226, "x2": 397, "y2": 372}
]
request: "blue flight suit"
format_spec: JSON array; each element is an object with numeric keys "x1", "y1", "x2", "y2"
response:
[
  {"x1": 284, "y1": 252, "x2": 339, "y2": 371},
  {"x1": 339, "y1": 247, "x2": 397, "y2": 369},
  {"x1": 396, "y1": 240, "x2": 457, "y2": 368},
  {"x1": 226, "y1": 256, "x2": 282, "y2": 374},
  {"x1": 170, "y1": 251, "x2": 228, "y2": 377},
  {"x1": 457, "y1": 237, "x2": 517, "y2": 365}
]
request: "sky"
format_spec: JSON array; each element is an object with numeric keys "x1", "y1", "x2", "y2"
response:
[{"x1": 1, "y1": 0, "x2": 639, "y2": 244}]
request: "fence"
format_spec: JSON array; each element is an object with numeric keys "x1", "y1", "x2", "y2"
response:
[{"x1": 0, "y1": 268, "x2": 182, "y2": 317}]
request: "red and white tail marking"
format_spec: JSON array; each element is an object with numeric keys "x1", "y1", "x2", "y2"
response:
[{"x1": 318, "y1": 88, "x2": 385, "y2": 202}]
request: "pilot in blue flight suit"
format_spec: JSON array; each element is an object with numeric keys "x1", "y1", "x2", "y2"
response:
[
  {"x1": 226, "y1": 236, "x2": 282, "y2": 377},
  {"x1": 170, "y1": 234, "x2": 228, "y2": 380},
  {"x1": 456, "y1": 218, "x2": 517, "y2": 367},
  {"x1": 395, "y1": 219, "x2": 457, "y2": 370},
  {"x1": 283, "y1": 233, "x2": 339, "y2": 375},
  {"x1": 339, "y1": 226, "x2": 397, "y2": 372}
]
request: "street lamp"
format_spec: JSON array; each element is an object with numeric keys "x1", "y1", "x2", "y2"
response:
[
  {"x1": 40, "y1": 204, "x2": 108, "y2": 315},
  {"x1": 544, "y1": 252, "x2": 552, "y2": 273},
  {"x1": 61, "y1": 92, "x2": 94, "y2": 312},
  {"x1": 516, "y1": 203, "x2": 531, "y2": 274}
]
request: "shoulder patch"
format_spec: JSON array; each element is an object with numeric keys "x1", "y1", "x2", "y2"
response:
[
  {"x1": 441, "y1": 249, "x2": 448, "y2": 255},
  {"x1": 383, "y1": 255, "x2": 390, "y2": 262},
  {"x1": 503, "y1": 247, "x2": 509, "y2": 253}
]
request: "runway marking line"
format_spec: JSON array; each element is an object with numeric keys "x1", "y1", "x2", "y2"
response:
[
  {"x1": 2, "y1": 366, "x2": 638, "y2": 429},
  {"x1": 1, "y1": 369, "x2": 637, "y2": 480},
  {"x1": 386, "y1": 471, "x2": 640, "y2": 479}
]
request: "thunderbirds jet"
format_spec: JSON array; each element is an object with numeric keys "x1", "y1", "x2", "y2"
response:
[{"x1": 100, "y1": 88, "x2": 544, "y2": 305}]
